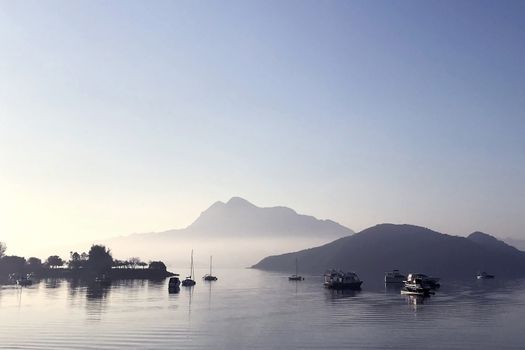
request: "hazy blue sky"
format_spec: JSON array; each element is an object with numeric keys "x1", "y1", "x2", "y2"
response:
[{"x1": 1, "y1": 0, "x2": 524, "y2": 253}]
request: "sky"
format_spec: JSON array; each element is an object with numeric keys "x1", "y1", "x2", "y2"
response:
[{"x1": 1, "y1": 0, "x2": 524, "y2": 256}]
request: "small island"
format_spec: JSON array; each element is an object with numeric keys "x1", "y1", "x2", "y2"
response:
[{"x1": 0, "y1": 242, "x2": 175, "y2": 284}]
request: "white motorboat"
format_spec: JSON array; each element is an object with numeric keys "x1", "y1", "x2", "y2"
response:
[
  {"x1": 402, "y1": 277, "x2": 433, "y2": 296},
  {"x1": 406, "y1": 273, "x2": 440, "y2": 288},
  {"x1": 476, "y1": 271, "x2": 495, "y2": 279}
]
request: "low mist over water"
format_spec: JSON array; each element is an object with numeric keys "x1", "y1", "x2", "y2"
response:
[{"x1": 1, "y1": 268, "x2": 524, "y2": 349}]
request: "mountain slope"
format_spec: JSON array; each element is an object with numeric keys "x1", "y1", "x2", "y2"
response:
[
  {"x1": 252, "y1": 224, "x2": 525, "y2": 279},
  {"x1": 468, "y1": 231, "x2": 523, "y2": 255},
  {"x1": 502, "y1": 237, "x2": 525, "y2": 252},
  {"x1": 152, "y1": 196, "x2": 353, "y2": 239}
]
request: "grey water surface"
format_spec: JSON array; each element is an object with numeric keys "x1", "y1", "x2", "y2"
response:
[{"x1": 1, "y1": 268, "x2": 524, "y2": 349}]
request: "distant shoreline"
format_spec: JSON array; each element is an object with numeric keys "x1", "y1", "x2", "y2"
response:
[{"x1": 32, "y1": 268, "x2": 176, "y2": 280}]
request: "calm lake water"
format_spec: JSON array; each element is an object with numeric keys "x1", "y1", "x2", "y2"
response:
[{"x1": 1, "y1": 268, "x2": 524, "y2": 349}]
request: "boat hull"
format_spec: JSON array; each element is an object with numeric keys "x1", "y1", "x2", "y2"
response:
[
  {"x1": 181, "y1": 279, "x2": 196, "y2": 287},
  {"x1": 168, "y1": 277, "x2": 181, "y2": 288},
  {"x1": 477, "y1": 275, "x2": 495, "y2": 279},
  {"x1": 401, "y1": 289, "x2": 429, "y2": 296},
  {"x1": 288, "y1": 275, "x2": 304, "y2": 281}
]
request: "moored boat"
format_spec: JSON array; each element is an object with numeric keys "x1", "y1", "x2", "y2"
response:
[
  {"x1": 288, "y1": 258, "x2": 304, "y2": 281},
  {"x1": 168, "y1": 276, "x2": 181, "y2": 292},
  {"x1": 203, "y1": 256, "x2": 218, "y2": 281},
  {"x1": 181, "y1": 250, "x2": 196, "y2": 287},
  {"x1": 401, "y1": 278, "x2": 433, "y2": 296},
  {"x1": 476, "y1": 271, "x2": 495, "y2": 279},
  {"x1": 406, "y1": 273, "x2": 440, "y2": 288},
  {"x1": 16, "y1": 274, "x2": 33, "y2": 287},
  {"x1": 181, "y1": 278, "x2": 196, "y2": 286},
  {"x1": 323, "y1": 270, "x2": 362, "y2": 289},
  {"x1": 385, "y1": 269, "x2": 405, "y2": 284}
]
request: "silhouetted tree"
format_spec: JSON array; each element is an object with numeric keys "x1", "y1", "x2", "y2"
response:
[
  {"x1": 0, "y1": 242, "x2": 6, "y2": 259},
  {"x1": 68, "y1": 251, "x2": 83, "y2": 269},
  {"x1": 113, "y1": 259, "x2": 124, "y2": 269},
  {"x1": 138, "y1": 261, "x2": 147, "y2": 269},
  {"x1": 0, "y1": 255, "x2": 27, "y2": 273},
  {"x1": 27, "y1": 257, "x2": 42, "y2": 271},
  {"x1": 149, "y1": 261, "x2": 167, "y2": 271},
  {"x1": 45, "y1": 255, "x2": 64, "y2": 269},
  {"x1": 128, "y1": 257, "x2": 141, "y2": 269},
  {"x1": 88, "y1": 245, "x2": 113, "y2": 273}
]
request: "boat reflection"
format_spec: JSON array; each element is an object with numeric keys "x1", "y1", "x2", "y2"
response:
[
  {"x1": 404, "y1": 294, "x2": 429, "y2": 311},
  {"x1": 86, "y1": 282, "x2": 111, "y2": 300},
  {"x1": 44, "y1": 278, "x2": 62, "y2": 289},
  {"x1": 326, "y1": 288, "x2": 361, "y2": 300}
]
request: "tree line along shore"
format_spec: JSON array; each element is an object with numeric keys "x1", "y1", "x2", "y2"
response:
[{"x1": 0, "y1": 242, "x2": 175, "y2": 283}]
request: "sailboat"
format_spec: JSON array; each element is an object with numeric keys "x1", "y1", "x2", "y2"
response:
[
  {"x1": 181, "y1": 250, "x2": 196, "y2": 287},
  {"x1": 203, "y1": 256, "x2": 218, "y2": 281},
  {"x1": 288, "y1": 258, "x2": 304, "y2": 281}
]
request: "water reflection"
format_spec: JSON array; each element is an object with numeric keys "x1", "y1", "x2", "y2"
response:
[
  {"x1": 1, "y1": 271, "x2": 525, "y2": 349},
  {"x1": 404, "y1": 295, "x2": 429, "y2": 309},
  {"x1": 86, "y1": 283, "x2": 111, "y2": 321},
  {"x1": 384, "y1": 283, "x2": 404, "y2": 294},
  {"x1": 44, "y1": 278, "x2": 62, "y2": 289},
  {"x1": 86, "y1": 283, "x2": 111, "y2": 300},
  {"x1": 148, "y1": 278, "x2": 165, "y2": 288},
  {"x1": 169, "y1": 286, "x2": 180, "y2": 294},
  {"x1": 326, "y1": 288, "x2": 361, "y2": 300},
  {"x1": 207, "y1": 280, "x2": 212, "y2": 308}
]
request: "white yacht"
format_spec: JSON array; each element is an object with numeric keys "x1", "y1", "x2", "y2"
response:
[
  {"x1": 406, "y1": 273, "x2": 440, "y2": 288},
  {"x1": 402, "y1": 276, "x2": 433, "y2": 296},
  {"x1": 385, "y1": 269, "x2": 406, "y2": 283}
]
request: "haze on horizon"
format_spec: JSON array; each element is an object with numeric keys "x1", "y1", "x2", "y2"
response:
[{"x1": 1, "y1": 0, "x2": 524, "y2": 257}]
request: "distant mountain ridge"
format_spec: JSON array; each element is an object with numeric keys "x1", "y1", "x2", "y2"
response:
[
  {"x1": 102, "y1": 197, "x2": 354, "y2": 267},
  {"x1": 147, "y1": 196, "x2": 354, "y2": 239},
  {"x1": 252, "y1": 224, "x2": 525, "y2": 279}
]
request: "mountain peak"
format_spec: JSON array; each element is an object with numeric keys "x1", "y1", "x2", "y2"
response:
[
  {"x1": 226, "y1": 197, "x2": 256, "y2": 207},
  {"x1": 359, "y1": 223, "x2": 438, "y2": 236},
  {"x1": 467, "y1": 231, "x2": 518, "y2": 252},
  {"x1": 468, "y1": 231, "x2": 496, "y2": 240},
  {"x1": 185, "y1": 197, "x2": 354, "y2": 238},
  {"x1": 468, "y1": 231, "x2": 503, "y2": 245}
]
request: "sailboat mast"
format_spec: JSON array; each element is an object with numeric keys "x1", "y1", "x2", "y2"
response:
[
  {"x1": 296, "y1": 258, "x2": 298, "y2": 276},
  {"x1": 190, "y1": 249, "x2": 194, "y2": 279},
  {"x1": 210, "y1": 256, "x2": 213, "y2": 276}
]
